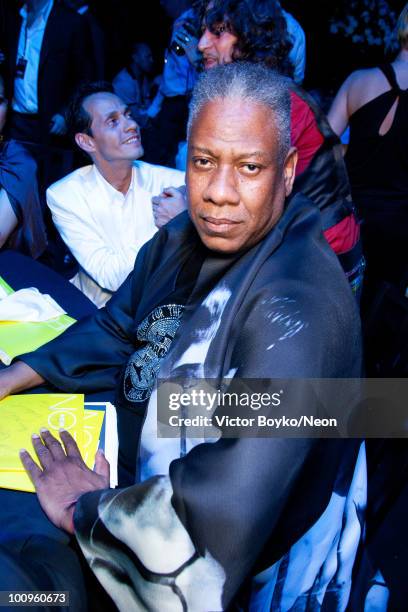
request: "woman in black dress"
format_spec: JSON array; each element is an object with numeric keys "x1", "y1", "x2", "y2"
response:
[{"x1": 328, "y1": 5, "x2": 408, "y2": 297}]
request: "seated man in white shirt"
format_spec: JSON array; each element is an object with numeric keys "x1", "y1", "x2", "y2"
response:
[{"x1": 47, "y1": 82, "x2": 185, "y2": 307}]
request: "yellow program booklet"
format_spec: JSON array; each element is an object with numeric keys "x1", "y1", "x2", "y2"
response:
[
  {"x1": 0, "y1": 315, "x2": 76, "y2": 366},
  {"x1": 0, "y1": 394, "x2": 104, "y2": 493}
]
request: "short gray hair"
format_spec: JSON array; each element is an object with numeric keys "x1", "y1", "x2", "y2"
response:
[{"x1": 187, "y1": 62, "x2": 292, "y2": 165}]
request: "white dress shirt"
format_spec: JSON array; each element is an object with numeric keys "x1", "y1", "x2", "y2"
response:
[
  {"x1": 47, "y1": 161, "x2": 184, "y2": 307},
  {"x1": 13, "y1": 0, "x2": 54, "y2": 113}
]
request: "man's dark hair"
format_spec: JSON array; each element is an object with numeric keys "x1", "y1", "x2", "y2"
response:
[
  {"x1": 197, "y1": 0, "x2": 294, "y2": 78},
  {"x1": 65, "y1": 81, "x2": 114, "y2": 138}
]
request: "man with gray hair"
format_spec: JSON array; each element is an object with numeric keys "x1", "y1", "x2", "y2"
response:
[{"x1": 0, "y1": 63, "x2": 364, "y2": 610}]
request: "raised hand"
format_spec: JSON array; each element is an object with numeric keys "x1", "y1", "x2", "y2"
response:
[{"x1": 172, "y1": 25, "x2": 201, "y2": 67}]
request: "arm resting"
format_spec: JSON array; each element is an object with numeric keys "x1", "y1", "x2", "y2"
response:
[{"x1": 0, "y1": 361, "x2": 45, "y2": 399}]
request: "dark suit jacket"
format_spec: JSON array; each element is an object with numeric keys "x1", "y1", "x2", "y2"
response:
[{"x1": 2, "y1": 2, "x2": 95, "y2": 133}]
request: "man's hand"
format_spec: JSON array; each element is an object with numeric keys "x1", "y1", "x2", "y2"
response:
[
  {"x1": 152, "y1": 186, "x2": 188, "y2": 228},
  {"x1": 49, "y1": 113, "x2": 67, "y2": 136},
  {"x1": 20, "y1": 429, "x2": 110, "y2": 534},
  {"x1": 172, "y1": 25, "x2": 201, "y2": 67}
]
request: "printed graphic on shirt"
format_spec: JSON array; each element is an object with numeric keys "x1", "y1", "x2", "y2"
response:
[{"x1": 124, "y1": 304, "x2": 184, "y2": 403}]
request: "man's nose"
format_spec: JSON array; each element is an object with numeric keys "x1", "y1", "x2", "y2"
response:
[
  {"x1": 124, "y1": 114, "x2": 138, "y2": 131},
  {"x1": 198, "y1": 28, "x2": 212, "y2": 53},
  {"x1": 203, "y1": 166, "x2": 240, "y2": 206}
]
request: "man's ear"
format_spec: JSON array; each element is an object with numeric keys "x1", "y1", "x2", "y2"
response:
[
  {"x1": 283, "y1": 146, "x2": 298, "y2": 197},
  {"x1": 75, "y1": 132, "x2": 95, "y2": 154}
]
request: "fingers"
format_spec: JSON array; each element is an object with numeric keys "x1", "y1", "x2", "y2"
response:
[
  {"x1": 21, "y1": 429, "x2": 68, "y2": 474},
  {"x1": 59, "y1": 428, "x2": 82, "y2": 458},
  {"x1": 174, "y1": 28, "x2": 191, "y2": 44},
  {"x1": 31, "y1": 433, "x2": 54, "y2": 469},
  {"x1": 174, "y1": 31, "x2": 187, "y2": 44},
  {"x1": 94, "y1": 449, "x2": 110, "y2": 482},
  {"x1": 163, "y1": 187, "x2": 178, "y2": 196},
  {"x1": 152, "y1": 189, "x2": 175, "y2": 205},
  {"x1": 19, "y1": 448, "x2": 42, "y2": 484},
  {"x1": 39, "y1": 428, "x2": 66, "y2": 460}
]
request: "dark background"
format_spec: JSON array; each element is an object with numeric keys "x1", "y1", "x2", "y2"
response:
[{"x1": 1, "y1": 0, "x2": 407, "y2": 95}]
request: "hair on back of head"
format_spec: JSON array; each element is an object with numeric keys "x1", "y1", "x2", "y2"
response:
[
  {"x1": 196, "y1": 0, "x2": 294, "y2": 77},
  {"x1": 397, "y1": 3, "x2": 408, "y2": 49},
  {"x1": 187, "y1": 61, "x2": 291, "y2": 165},
  {"x1": 65, "y1": 81, "x2": 114, "y2": 139}
]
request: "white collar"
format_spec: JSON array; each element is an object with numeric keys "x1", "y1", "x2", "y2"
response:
[{"x1": 92, "y1": 164, "x2": 136, "y2": 201}]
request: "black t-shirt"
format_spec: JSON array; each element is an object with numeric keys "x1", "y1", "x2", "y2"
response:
[{"x1": 115, "y1": 245, "x2": 240, "y2": 485}]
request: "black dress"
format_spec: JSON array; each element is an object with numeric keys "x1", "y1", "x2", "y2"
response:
[{"x1": 345, "y1": 63, "x2": 408, "y2": 290}]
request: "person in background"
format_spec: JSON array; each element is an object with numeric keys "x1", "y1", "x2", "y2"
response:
[
  {"x1": 0, "y1": 75, "x2": 46, "y2": 258},
  {"x1": 327, "y1": 12, "x2": 408, "y2": 610},
  {"x1": 112, "y1": 42, "x2": 155, "y2": 128},
  {"x1": 328, "y1": 2, "x2": 408, "y2": 303},
  {"x1": 63, "y1": 0, "x2": 107, "y2": 79},
  {"x1": 1, "y1": 0, "x2": 95, "y2": 187},
  {"x1": 141, "y1": 0, "x2": 201, "y2": 167},
  {"x1": 153, "y1": 0, "x2": 364, "y2": 299},
  {"x1": 281, "y1": 1, "x2": 306, "y2": 84},
  {"x1": 46, "y1": 82, "x2": 184, "y2": 307}
]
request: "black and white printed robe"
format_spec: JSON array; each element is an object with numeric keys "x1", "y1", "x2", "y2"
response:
[{"x1": 22, "y1": 194, "x2": 365, "y2": 611}]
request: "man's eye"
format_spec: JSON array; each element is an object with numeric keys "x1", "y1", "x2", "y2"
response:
[
  {"x1": 242, "y1": 164, "x2": 261, "y2": 174},
  {"x1": 193, "y1": 158, "x2": 212, "y2": 168},
  {"x1": 214, "y1": 24, "x2": 227, "y2": 35},
  {"x1": 108, "y1": 118, "x2": 118, "y2": 127}
]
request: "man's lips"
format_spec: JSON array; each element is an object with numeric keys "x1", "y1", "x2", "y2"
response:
[
  {"x1": 122, "y1": 134, "x2": 141, "y2": 145},
  {"x1": 200, "y1": 215, "x2": 242, "y2": 234},
  {"x1": 203, "y1": 55, "x2": 218, "y2": 68}
]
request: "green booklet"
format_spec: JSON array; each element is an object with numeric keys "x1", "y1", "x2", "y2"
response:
[{"x1": 0, "y1": 277, "x2": 76, "y2": 364}]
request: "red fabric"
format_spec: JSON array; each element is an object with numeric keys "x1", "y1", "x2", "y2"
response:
[
  {"x1": 290, "y1": 91, "x2": 324, "y2": 176},
  {"x1": 289, "y1": 92, "x2": 359, "y2": 255},
  {"x1": 324, "y1": 213, "x2": 360, "y2": 254}
]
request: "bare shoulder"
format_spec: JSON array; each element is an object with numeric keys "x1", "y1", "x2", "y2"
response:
[
  {"x1": 349, "y1": 67, "x2": 386, "y2": 85},
  {"x1": 345, "y1": 68, "x2": 390, "y2": 113}
]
